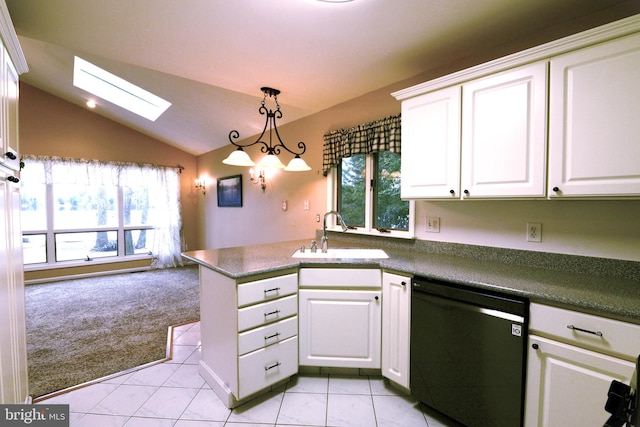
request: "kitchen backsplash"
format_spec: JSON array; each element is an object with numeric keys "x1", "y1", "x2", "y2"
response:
[{"x1": 319, "y1": 230, "x2": 640, "y2": 281}]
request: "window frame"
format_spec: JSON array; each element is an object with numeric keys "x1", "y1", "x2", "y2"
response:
[
  {"x1": 329, "y1": 152, "x2": 414, "y2": 239},
  {"x1": 22, "y1": 182, "x2": 154, "y2": 270}
]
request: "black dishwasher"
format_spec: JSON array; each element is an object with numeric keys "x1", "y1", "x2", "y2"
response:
[{"x1": 411, "y1": 276, "x2": 529, "y2": 427}]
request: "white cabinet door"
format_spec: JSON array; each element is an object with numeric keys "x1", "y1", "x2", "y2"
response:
[
  {"x1": 548, "y1": 32, "x2": 640, "y2": 197},
  {"x1": 524, "y1": 335, "x2": 635, "y2": 427},
  {"x1": 0, "y1": 171, "x2": 28, "y2": 404},
  {"x1": 381, "y1": 272, "x2": 410, "y2": 389},
  {"x1": 461, "y1": 62, "x2": 547, "y2": 198},
  {"x1": 299, "y1": 289, "x2": 381, "y2": 368},
  {"x1": 400, "y1": 86, "x2": 461, "y2": 199},
  {"x1": 1, "y1": 48, "x2": 20, "y2": 172}
]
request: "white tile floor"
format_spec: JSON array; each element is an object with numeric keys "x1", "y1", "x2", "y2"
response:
[{"x1": 39, "y1": 322, "x2": 461, "y2": 426}]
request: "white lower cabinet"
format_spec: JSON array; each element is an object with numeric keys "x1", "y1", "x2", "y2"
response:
[
  {"x1": 524, "y1": 303, "x2": 639, "y2": 426},
  {"x1": 198, "y1": 268, "x2": 298, "y2": 408},
  {"x1": 525, "y1": 335, "x2": 635, "y2": 427},
  {"x1": 299, "y1": 289, "x2": 381, "y2": 368},
  {"x1": 298, "y1": 268, "x2": 382, "y2": 369},
  {"x1": 238, "y1": 336, "x2": 298, "y2": 398},
  {"x1": 381, "y1": 272, "x2": 411, "y2": 389}
]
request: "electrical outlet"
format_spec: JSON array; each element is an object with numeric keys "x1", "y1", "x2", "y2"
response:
[
  {"x1": 527, "y1": 222, "x2": 542, "y2": 242},
  {"x1": 426, "y1": 217, "x2": 440, "y2": 233}
]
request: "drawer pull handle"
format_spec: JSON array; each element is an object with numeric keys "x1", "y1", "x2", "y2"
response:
[
  {"x1": 264, "y1": 287, "x2": 281, "y2": 294},
  {"x1": 264, "y1": 332, "x2": 281, "y2": 340},
  {"x1": 265, "y1": 362, "x2": 281, "y2": 371},
  {"x1": 264, "y1": 310, "x2": 280, "y2": 317},
  {"x1": 567, "y1": 324, "x2": 603, "y2": 337}
]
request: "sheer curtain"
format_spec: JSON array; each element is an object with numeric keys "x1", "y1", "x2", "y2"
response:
[{"x1": 22, "y1": 155, "x2": 184, "y2": 268}]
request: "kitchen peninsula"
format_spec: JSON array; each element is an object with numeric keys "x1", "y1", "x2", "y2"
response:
[{"x1": 183, "y1": 236, "x2": 640, "y2": 412}]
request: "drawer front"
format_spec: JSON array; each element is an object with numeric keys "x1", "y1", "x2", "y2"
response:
[
  {"x1": 299, "y1": 268, "x2": 381, "y2": 288},
  {"x1": 238, "y1": 316, "x2": 298, "y2": 356},
  {"x1": 238, "y1": 336, "x2": 298, "y2": 399},
  {"x1": 238, "y1": 274, "x2": 298, "y2": 307},
  {"x1": 238, "y1": 294, "x2": 298, "y2": 332},
  {"x1": 529, "y1": 303, "x2": 640, "y2": 360}
]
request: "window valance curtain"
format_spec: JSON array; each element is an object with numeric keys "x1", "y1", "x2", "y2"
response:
[
  {"x1": 322, "y1": 113, "x2": 401, "y2": 176},
  {"x1": 21, "y1": 155, "x2": 184, "y2": 269}
]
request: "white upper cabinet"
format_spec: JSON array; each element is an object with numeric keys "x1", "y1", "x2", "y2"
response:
[
  {"x1": 400, "y1": 86, "x2": 461, "y2": 199},
  {"x1": 400, "y1": 62, "x2": 547, "y2": 200},
  {"x1": 461, "y1": 62, "x2": 547, "y2": 198},
  {"x1": 548, "y1": 32, "x2": 640, "y2": 198},
  {"x1": 395, "y1": 14, "x2": 640, "y2": 200},
  {"x1": 2, "y1": 46, "x2": 19, "y2": 172}
]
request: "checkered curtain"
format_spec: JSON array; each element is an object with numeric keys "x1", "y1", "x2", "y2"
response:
[{"x1": 322, "y1": 113, "x2": 401, "y2": 176}]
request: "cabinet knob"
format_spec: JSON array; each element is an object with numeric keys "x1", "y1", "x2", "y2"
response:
[
  {"x1": 375, "y1": 296, "x2": 379, "y2": 301},
  {"x1": 552, "y1": 186, "x2": 560, "y2": 192},
  {"x1": 7, "y1": 176, "x2": 20, "y2": 183},
  {"x1": 4, "y1": 151, "x2": 17, "y2": 160},
  {"x1": 463, "y1": 189, "x2": 470, "y2": 195},
  {"x1": 401, "y1": 281, "x2": 406, "y2": 286},
  {"x1": 449, "y1": 189, "x2": 455, "y2": 195},
  {"x1": 532, "y1": 343, "x2": 539, "y2": 350}
]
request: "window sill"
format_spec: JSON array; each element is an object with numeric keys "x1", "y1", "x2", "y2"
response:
[
  {"x1": 24, "y1": 254, "x2": 154, "y2": 272},
  {"x1": 324, "y1": 226, "x2": 415, "y2": 240}
]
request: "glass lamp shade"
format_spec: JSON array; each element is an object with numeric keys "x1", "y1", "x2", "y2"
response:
[
  {"x1": 222, "y1": 148, "x2": 255, "y2": 166},
  {"x1": 284, "y1": 156, "x2": 311, "y2": 171},
  {"x1": 257, "y1": 153, "x2": 286, "y2": 169}
]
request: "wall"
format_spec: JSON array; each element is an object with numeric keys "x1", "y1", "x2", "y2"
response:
[
  {"x1": 18, "y1": 84, "x2": 199, "y2": 260},
  {"x1": 198, "y1": 4, "x2": 640, "y2": 262}
]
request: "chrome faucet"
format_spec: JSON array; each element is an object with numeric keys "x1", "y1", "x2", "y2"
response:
[{"x1": 321, "y1": 210, "x2": 348, "y2": 253}]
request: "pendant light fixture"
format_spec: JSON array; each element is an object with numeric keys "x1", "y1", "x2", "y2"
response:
[{"x1": 223, "y1": 87, "x2": 311, "y2": 171}]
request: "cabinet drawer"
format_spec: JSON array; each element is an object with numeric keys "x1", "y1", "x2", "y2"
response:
[
  {"x1": 237, "y1": 274, "x2": 298, "y2": 307},
  {"x1": 238, "y1": 316, "x2": 298, "y2": 356},
  {"x1": 299, "y1": 268, "x2": 381, "y2": 288},
  {"x1": 238, "y1": 295, "x2": 298, "y2": 332},
  {"x1": 529, "y1": 303, "x2": 640, "y2": 360},
  {"x1": 238, "y1": 336, "x2": 298, "y2": 399}
]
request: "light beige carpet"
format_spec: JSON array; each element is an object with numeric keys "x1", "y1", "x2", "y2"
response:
[{"x1": 25, "y1": 265, "x2": 200, "y2": 398}]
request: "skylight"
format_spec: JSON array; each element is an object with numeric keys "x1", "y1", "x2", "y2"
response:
[{"x1": 73, "y1": 56, "x2": 171, "y2": 121}]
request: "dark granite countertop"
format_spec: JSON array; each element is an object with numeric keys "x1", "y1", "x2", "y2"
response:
[{"x1": 182, "y1": 237, "x2": 640, "y2": 325}]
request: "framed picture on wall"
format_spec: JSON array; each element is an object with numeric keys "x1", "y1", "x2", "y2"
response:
[{"x1": 217, "y1": 174, "x2": 243, "y2": 207}]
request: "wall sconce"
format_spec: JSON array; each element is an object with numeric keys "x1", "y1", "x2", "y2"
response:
[
  {"x1": 195, "y1": 177, "x2": 208, "y2": 195},
  {"x1": 222, "y1": 87, "x2": 312, "y2": 171},
  {"x1": 250, "y1": 168, "x2": 267, "y2": 191}
]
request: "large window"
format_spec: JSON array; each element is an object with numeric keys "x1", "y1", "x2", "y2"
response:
[{"x1": 20, "y1": 156, "x2": 184, "y2": 269}]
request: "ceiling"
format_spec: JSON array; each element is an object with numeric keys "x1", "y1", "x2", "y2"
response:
[{"x1": 5, "y1": 0, "x2": 637, "y2": 156}]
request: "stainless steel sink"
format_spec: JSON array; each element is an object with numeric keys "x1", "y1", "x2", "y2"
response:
[{"x1": 291, "y1": 248, "x2": 388, "y2": 259}]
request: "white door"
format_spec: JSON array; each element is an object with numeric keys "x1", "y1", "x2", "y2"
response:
[
  {"x1": 548, "y1": 32, "x2": 640, "y2": 197},
  {"x1": 524, "y1": 335, "x2": 635, "y2": 427},
  {"x1": 400, "y1": 86, "x2": 461, "y2": 199},
  {"x1": 299, "y1": 289, "x2": 381, "y2": 368},
  {"x1": 381, "y1": 272, "x2": 410, "y2": 389},
  {"x1": 461, "y1": 62, "x2": 547, "y2": 198}
]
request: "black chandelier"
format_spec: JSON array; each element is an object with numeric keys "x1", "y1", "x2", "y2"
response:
[{"x1": 223, "y1": 87, "x2": 311, "y2": 171}]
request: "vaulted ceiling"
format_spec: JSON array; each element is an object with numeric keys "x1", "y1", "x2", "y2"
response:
[{"x1": 6, "y1": 0, "x2": 639, "y2": 156}]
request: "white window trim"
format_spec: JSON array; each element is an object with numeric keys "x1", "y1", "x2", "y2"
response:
[{"x1": 326, "y1": 156, "x2": 415, "y2": 239}]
